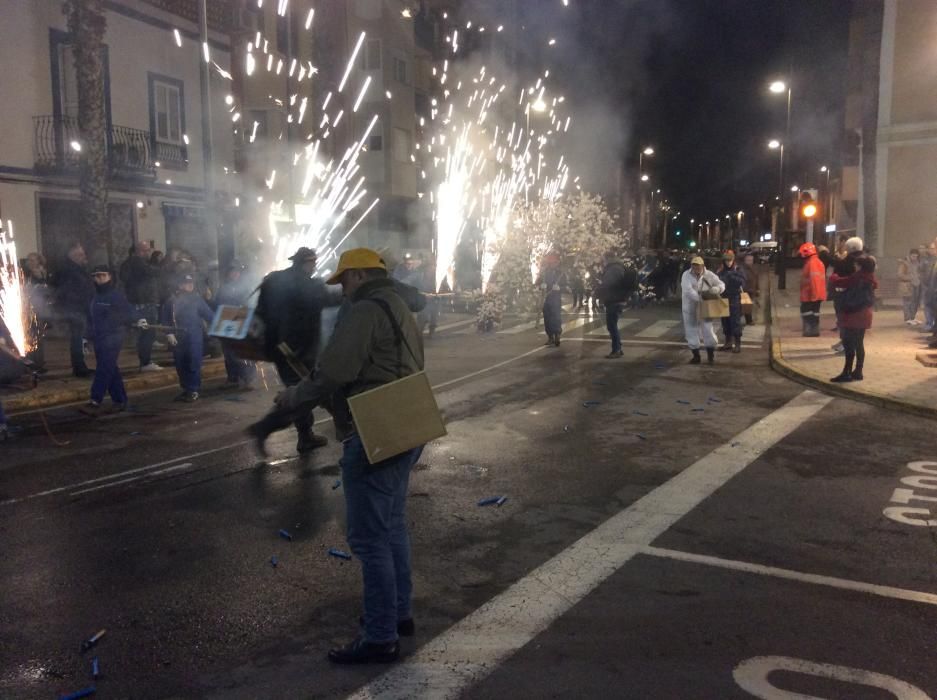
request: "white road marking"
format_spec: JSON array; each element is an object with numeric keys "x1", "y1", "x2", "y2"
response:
[
  {"x1": 2, "y1": 346, "x2": 550, "y2": 506},
  {"x1": 635, "y1": 319, "x2": 680, "y2": 338},
  {"x1": 640, "y1": 546, "x2": 937, "y2": 606},
  {"x1": 742, "y1": 324, "x2": 767, "y2": 343},
  {"x1": 499, "y1": 320, "x2": 538, "y2": 334},
  {"x1": 586, "y1": 317, "x2": 639, "y2": 336},
  {"x1": 347, "y1": 390, "x2": 832, "y2": 700},
  {"x1": 430, "y1": 319, "x2": 475, "y2": 333},
  {"x1": 69, "y1": 463, "x2": 194, "y2": 497},
  {"x1": 561, "y1": 317, "x2": 589, "y2": 333},
  {"x1": 734, "y1": 656, "x2": 932, "y2": 700},
  {"x1": 564, "y1": 337, "x2": 761, "y2": 347}
]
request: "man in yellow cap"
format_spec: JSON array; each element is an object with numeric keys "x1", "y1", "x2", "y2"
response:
[{"x1": 256, "y1": 248, "x2": 426, "y2": 664}]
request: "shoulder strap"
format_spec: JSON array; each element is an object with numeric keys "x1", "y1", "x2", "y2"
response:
[{"x1": 366, "y1": 297, "x2": 419, "y2": 375}]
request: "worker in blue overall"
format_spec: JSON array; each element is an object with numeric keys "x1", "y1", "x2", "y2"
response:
[
  {"x1": 214, "y1": 259, "x2": 257, "y2": 389},
  {"x1": 162, "y1": 274, "x2": 215, "y2": 402},
  {"x1": 84, "y1": 265, "x2": 142, "y2": 414}
]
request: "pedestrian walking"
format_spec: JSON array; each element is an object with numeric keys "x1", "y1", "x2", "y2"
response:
[
  {"x1": 162, "y1": 274, "x2": 215, "y2": 402},
  {"x1": 898, "y1": 248, "x2": 922, "y2": 325},
  {"x1": 84, "y1": 265, "x2": 145, "y2": 413},
  {"x1": 0, "y1": 399, "x2": 10, "y2": 441},
  {"x1": 120, "y1": 241, "x2": 164, "y2": 372},
  {"x1": 596, "y1": 252, "x2": 636, "y2": 358},
  {"x1": 919, "y1": 244, "x2": 937, "y2": 332},
  {"x1": 829, "y1": 240, "x2": 877, "y2": 382},
  {"x1": 53, "y1": 242, "x2": 94, "y2": 378},
  {"x1": 251, "y1": 247, "x2": 340, "y2": 453},
  {"x1": 266, "y1": 248, "x2": 426, "y2": 664},
  {"x1": 682, "y1": 256, "x2": 724, "y2": 364},
  {"x1": 23, "y1": 252, "x2": 52, "y2": 372},
  {"x1": 570, "y1": 270, "x2": 586, "y2": 310},
  {"x1": 740, "y1": 252, "x2": 758, "y2": 325},
  {"x1": 717, "y1": 251, "x2": 746, "y2": 353},
  {"x1": 215, "y1": 260, "x2": 257, "y2": 389},
  {"x1": 798, "y1": 242, "x2": 827, "y2": 337},
  {"x1": 537, "y1": 252, "x2": 565, "y2": 347}
]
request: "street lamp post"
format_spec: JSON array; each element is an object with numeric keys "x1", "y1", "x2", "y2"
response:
[
  {"x1": 769, "y1": 79, "x2": 792, "y2": 191},
  {"x1": 820, "y1": 165, "x2": 831, "y2": 224},
  {"x1": 638, "y1": 146, "x2": 654, "y2": 249},
  {"x1": 768, "y1": 139, "x2": 783, "y2": 199}
]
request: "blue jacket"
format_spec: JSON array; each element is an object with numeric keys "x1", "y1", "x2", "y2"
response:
[
  {"x1": 161, "y1": 291, "x2": 214, "y2": 340},
  {"x1": 718, "y1": 263, "x2": 747, "y2": 300},
  {"x1": 87, "y1": 285, "x2": 133, "y2": 344}
]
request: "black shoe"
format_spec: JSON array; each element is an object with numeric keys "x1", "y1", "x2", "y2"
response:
[
  {"x1": 720, "y1": 342, "x2": 733, "y2": 352},
  {"x1": 297, "y1": 432, "x2": 328, "y2": 453},
  {"x1": 554, "y1": 335, "x2": 561, "y2": 347},
  {"x1": 73, "y1": 368, "x2": 92, "y2": 378},
  {"x1": 246, "y1": 423, "x2": 270, "y2": 458},
  {"x1": 851, "y1": 370, "x2": 864, "y2": 381},
  {"x1": 689, "y1": 350, "x2": 701, "y2": 365},
  {"x1": 358, "y1": 616, "x2": 415, "y2": 638},
  {"x1": 706, "y1": 348, "x2": 715, "y2": 365},
  {"x1": 328, "y1": 637, "x2": 399, "y2": 664},
  {"x1": 830, "y1": 372, "x2": 854, "y2": 383},
  {"x1": 606, "y1": 350, "x2": 623, "y2": 359},
  {"x1": 732, "y1": 340, "x2": 741, "y2": 354}
]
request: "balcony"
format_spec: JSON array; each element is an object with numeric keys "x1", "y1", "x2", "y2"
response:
[{"x1": 33, "y1": 115, "x2": 159, "y2": 180}]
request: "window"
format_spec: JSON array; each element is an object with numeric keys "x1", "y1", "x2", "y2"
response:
[
  {"x1": 358, "y1": 39, "x2": 382, "y2": 71},
  {"x1": 152, "y1": 80, "x2": 182, "y2": 144},
  {"x1": 148, "y1": 73, "x2": 187, "y2": 167},
  {"x1": 393, "y1": 56, "x2": 409, "y2": 86},
  {"x1": 392, "y1": 127, "x2": 411, "y2": 162}
]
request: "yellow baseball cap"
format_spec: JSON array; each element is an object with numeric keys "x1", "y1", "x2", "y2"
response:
[
  {"x1": 326, "y1": 248, "x2": 386, "y2": 284},
  {"x1": 690, "y1": 256, "x2": 705, "y2": 266}
]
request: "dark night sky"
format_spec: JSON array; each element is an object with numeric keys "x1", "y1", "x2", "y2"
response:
[{"x1": 501, "y1": 0, "x2": 853, "y2": 230}]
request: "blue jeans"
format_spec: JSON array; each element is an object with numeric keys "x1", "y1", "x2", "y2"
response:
[
  {"x1": 606, "y1": 304, "x2": 622, "y2": 352},
  {"x1": 341, "y1": 434, "x2": 423, "y2": 644},
  {"x1": 542, "y1": 291, "x2": 562, "y2": 336},
  {"x1": 173, "y1": 337, "x2": 203, "y2": 393}
]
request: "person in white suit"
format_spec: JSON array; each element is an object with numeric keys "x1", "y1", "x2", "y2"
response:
[{"x1": 681, "y1": 256, "x2": 725, "y2": 364}]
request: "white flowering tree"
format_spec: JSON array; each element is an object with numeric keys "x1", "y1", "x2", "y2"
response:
[{"x1": 484, "y1": 192, "x2": 626, "y2": 318}]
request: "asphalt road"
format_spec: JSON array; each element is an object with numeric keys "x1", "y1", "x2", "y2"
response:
[{"x1": 1, "y1": 303, "x2": 935, "y2": 699}]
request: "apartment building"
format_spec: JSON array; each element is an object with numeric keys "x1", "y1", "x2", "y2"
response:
[{"x1": 0, "y1": 0, "x2": 236, "y2": 270}]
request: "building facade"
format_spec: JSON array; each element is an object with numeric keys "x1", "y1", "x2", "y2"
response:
[
  {"x1": 0, "y1": 0, "x2": 237, "y2": 271},
  {"x1": 842, "y1": 0, "x2": 937, "y2": 265}
]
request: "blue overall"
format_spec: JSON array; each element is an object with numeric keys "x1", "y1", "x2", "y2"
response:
[
  {"x1": 162, "y1": 292, "x2": 215, "y2": 393},
  {"x1": 214, "y1": 279, "x2": 257, "y2": 385},
  {"x1": 88, "y1": 286, "x2": 133, "y2": 405},
  {"x1": 719, "y1": 264, "x2": 747, "y2": 341}
]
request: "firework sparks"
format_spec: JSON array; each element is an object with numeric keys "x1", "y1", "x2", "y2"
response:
[{"x1": 0, "y1": 222, "x2": 29, "y2": 356}]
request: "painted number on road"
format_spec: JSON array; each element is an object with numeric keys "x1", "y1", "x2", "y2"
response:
[
  {"x1": 884, "y1": 461, "x2": 937, "y2": 527},
  {"x1": 734, "y1": 655, "x2": 932, "y2": 699}
]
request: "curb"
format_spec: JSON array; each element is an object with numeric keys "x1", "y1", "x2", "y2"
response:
[
  {"x1": 767, "y1": 280, "x2": 937, "y2": 421},
  {"x1": 4, "y1": 359, "x2": 228, "y2": 415}
]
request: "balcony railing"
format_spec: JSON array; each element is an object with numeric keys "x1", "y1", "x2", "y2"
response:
[{"x1": 33, "y1": 115, "x2": 158, "y2": 179}]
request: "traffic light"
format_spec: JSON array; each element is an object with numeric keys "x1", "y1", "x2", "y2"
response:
[{"x1": 800, "y1": 189, "x2": 819, "y2": 220}]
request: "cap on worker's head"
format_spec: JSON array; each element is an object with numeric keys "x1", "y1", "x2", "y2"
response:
[
  {"x1": 289, "y1": 246, "x2": 318, "y2": 263},
  {"x1": 228, "y1": 258, "x2": 247, "y2": 271},
  {"x1": 178, "y1": 274, "x2": 195, "y2": 284},
  {"x1": 91, "y1": 264, "x2": 111, "y2": 275},
  {"x1": 845, "y1": 236, "x2": 864, "y2": 253},
  {"x1": 326, "y1": 248, "x2": 386, "y2": 285},
  {"x1": 690, "y1": 256, "x2": 705, "y2": 266},
  {"x1": 722, "y1": 249, "x2": 735, "y2": 261},
  {"x1": 799, "y1": 242, "x2": 817, "y2": 258}
]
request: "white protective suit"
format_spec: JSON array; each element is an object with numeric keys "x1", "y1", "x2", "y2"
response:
[{"x1": 681, "y1": 268, "x2": 725, "y2": 349}]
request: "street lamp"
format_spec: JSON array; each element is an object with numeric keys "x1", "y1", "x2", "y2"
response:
[
  {"x1": 820, "y1": 165, "x2": 831, "y2": 223},
  {"x1": 768, "y1": 78, "x2": 793, "y2": 195},
  {"x1": 768, "y1": 139, "x2": 783, "y2": 198},
  {"x1": 640, "y1": 174, "x2": 649, "y2": 182}
]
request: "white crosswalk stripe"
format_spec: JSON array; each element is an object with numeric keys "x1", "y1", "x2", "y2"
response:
[
  {"x1": 561, "y1": 317, "x2": 589, "y2": 333},
  {"x1": 586, "y1": 317, "x2": 639, "y2": 336},
  {"x1": 499, "y1": 320, "x2": 539, "y2": 334},
  {"x1": 741, "y1": 324, "x2": 766, "y2": 343},
  {"x1": 635, "y1": 319, "x2": 680, "y2": 338}
]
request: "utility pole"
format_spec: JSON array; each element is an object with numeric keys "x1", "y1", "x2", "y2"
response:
[{"x1": 198, "y1": 0, "x2": 217, "y2": 263}]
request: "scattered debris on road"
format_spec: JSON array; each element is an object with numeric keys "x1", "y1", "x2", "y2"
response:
[
  {"x1": 278, "y1": 529, "x2": 293, "y2": 542},
  {"x1": 80, "y1": 629, "x2": 106, "y2": 653},
  {"x1": 328, "y1": 548, "x2": 353, "y2": 561}
]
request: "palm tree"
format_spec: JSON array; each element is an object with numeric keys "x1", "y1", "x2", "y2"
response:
[{"x1": 63, "y1": 0, "x2": 111, "y2": 265}]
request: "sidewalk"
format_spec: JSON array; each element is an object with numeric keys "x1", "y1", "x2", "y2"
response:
[
  {"x1": 769, "y1": 267, "x2": 937, "y2": 418},
  {"x1": 1, "y1": 333, "x2": 225, "y2": 415}
]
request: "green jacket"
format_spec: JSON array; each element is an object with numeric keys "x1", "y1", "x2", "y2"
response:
[{"x1": 290, "y1": 277, "x2": 424, "y2": 438}]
